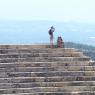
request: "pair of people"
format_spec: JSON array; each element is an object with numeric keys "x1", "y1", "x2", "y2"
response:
[{"x1": 48, "y1": 26, "x2": 64, "y2": 48}]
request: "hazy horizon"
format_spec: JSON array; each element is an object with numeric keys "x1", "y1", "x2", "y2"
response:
[
  {"x1": 0, "y1": 20, "x2": 95, "y2": 46},
  {"x1": 0, "y1": 0, "x2": 95, "y2": 46}
]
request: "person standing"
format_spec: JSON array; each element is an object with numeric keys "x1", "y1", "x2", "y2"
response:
[{"x1": 48, "y1": 26, "x2": 55, "y2": 48}]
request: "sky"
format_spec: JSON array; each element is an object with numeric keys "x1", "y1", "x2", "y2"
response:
[{"x1": 0, "y1": 0, "x2": 95, "y2": 23}]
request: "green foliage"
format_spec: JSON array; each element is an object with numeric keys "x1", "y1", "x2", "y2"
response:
[
  {"x1": 65, "y1": 42, "x2": 95, "y2": 51},
  {"x1": 65, "y1": 42, "x2": 95, "y2": 60}
]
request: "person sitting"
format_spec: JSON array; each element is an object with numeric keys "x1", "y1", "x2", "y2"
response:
[{"x1": 57, "y1": 36, "x2": 64, "y2": 48}]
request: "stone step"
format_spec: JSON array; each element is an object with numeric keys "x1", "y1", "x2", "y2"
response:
[
  {"x1": 0, "y1": 71, "x2": 95, "y2": 78},
  {"x1": 0, "y1": 44, "x2": 75, "y2": 50},
  {"x1": 0, "y1": 81, "x2": 95, "y2": 89},
  {"x1": 0, "y1": 52, "x2": 83, "y2": 58},
  {"x1": 0, "y1": 61, "x2": 92, "y2": 68},
  {"x1": 1, "y1": 66, "x2": 95, "y2": 72},
  {"x1": 0, "y1": 67, "x2": 54, "y2": 72},
  {"x1": 0, "y1": 92, "x2": 95, "y2": 95},
  {"x1": 0, "y1": 76, "x2": 95, "y2": 83},
  {"x1": 0, "y1": 45, "x2": 51, "y2": 49},
  {"x1": 0, "y1": 48, "x2": 76, "y2": 54},
  {"x1": 56, "y1": 66, "x2": 95, "y2": 71},
  {"x1": 0, "y1": 45, "x2": 49, "y2": 49},
  {"x1": 0, "y1": 57, "x2": 90, "y2": 63},
  {"x1": 31, "y1": 92, "x2": 95, "y2": 95},
  {"x1": 0, "y1": 86, "x2": 95, "y2": 94},
  {"x1": 0, "y1": 49, "x2": 49, "y2": 54}
]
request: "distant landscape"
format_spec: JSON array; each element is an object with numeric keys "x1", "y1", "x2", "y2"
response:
[
  {"x1": 0, "y1": 20, "x2": 95, "y2": 46},
  {"x1": 65, "y1": 42, "x2": 95, "y2": 61}
]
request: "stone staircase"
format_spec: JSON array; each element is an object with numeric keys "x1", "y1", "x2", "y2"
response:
[{"x1": 0, "y1": 45, "x2": 94, "y2": 95}]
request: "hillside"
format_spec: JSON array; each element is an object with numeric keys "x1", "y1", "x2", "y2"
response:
[{"x1": 65, "y1": 42, "x2": 95, "y2": 61}]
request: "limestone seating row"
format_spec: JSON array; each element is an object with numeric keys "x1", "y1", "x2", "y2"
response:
[
  {"x1": 0, "y1": 49, "x2": 49, "y2": 54},
  {"x1": 0, "y1": 52, "x2": 83, "y2": 58},
  {"x1": 1, "y1": 81, "x2": 95, "y2": 89},
  {"x1": 0, "y1": 61, "x2": 93, "y2": 68},
  {"x1": 0, "y1": 92, "x2": 95, "y2": 95},
  {"x1": 0, "y1": 45, "x2": 52, "y2": 49},
  {"x1": 0, "y1": 66, "x2": 95, "y2": 72},
  {"x1": 1, "y1": 71, "x2": 95, "y2": 78},
  {"x1": 12, "y1": 92, "x2": 95, "y2": 95},
  {"x1": 0, "y1": 67, "x2": 54, "y2": 72},
  {"x1": 0, "y1": 48, "x2": 76, "y2": 52},
  {"x1": 0, "y1": 76, "x2": 95, "y2": 83},
  {"x1": 0, "y1": 57, "x2": 90, "y2": 63},
  {"x1": 0, "y1": 86, "x2": 95, "y2": 94},
  {"x1": 0, "y1": 48, "x2": 75, "y2": 50},
  {"x1": 0, "y1": 45, "x2": 75, "y2": 50}
]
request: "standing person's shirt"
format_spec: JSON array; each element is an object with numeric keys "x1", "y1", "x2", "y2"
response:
[{"x1": 49, "y1": 27, "x2": 55, "y2": 35}]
